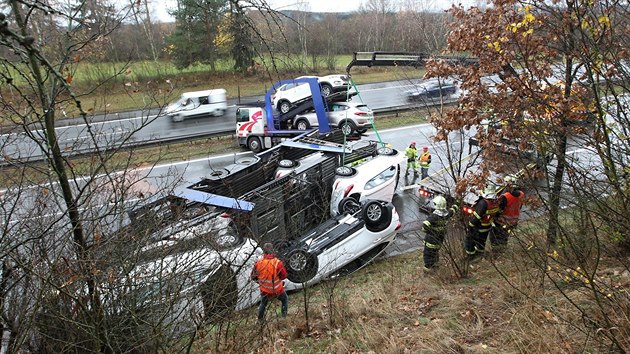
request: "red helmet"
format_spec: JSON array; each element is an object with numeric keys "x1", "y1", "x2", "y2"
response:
[
  {"x1": 423, "y1": 146, "x2": 428, "y2": 151},
  {"x1": 410, "y1": 141, "x2": 416, "y2": 146}
]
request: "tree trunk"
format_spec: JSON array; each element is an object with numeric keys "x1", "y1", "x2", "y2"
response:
[
  {"x1": 142, "y1": 0, "x2": 159, "y2": 61},
  {"x1": 10, "y1": 0, "x2": 105, "y2": 350},
  {"x1": 546, "y1": 131, "x2": 568, "y2": 246}
]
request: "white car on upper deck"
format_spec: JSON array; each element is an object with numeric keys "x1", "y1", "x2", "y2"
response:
[{"x1": 272, "y1": 74, "x2": 355, "y2": 114}]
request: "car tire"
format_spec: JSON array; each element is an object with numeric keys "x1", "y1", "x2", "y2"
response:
[
  {"x1": 200, "y1": 265, "x2": 238, "y2": 323},
  {"x1": 247, "y1": 137, "x2": 262, "y2": 153},
  {"x1": 278, "y1": 159, "x2": 296, "y2": 168},
  {"x1": 335, "y1": 166, "x2": 355, "y2": 177},
  {"x1": 278, "y1": 100, "x2": 291, "y2": 114},
  {"x1": 339, "y1": 120, "x2": 357, "y2": 136},
  {"x1": 215, "y1": 109, "x2": 225, "y2": 117},
  {"x1": 320, "y1": 84, "x2": 333, "y2": 97},
  {"x1": 286, "y1": 249, "x2": 318, "y2": 283},
  {"x1": 376, "y1": 147, "x2": 396, "y2": 156},
  {"x1": 362, "y1": 201, "x2": 392, "y2": 232},
  {"x1": 209, "y1": 168, "x2": 230, "y2": 179},
  {"x1": 212, "y1": 233, "x2": 243, "y2": 250},
  {"x1": 338, "y1": 196, "x2": 361, "y2": 215},
  {"x1": 295, "y1": 119, "x2": 310, "y2": 130},
  {"x1": 272, "y1": 239, "x2": 293, "y2": 258}
]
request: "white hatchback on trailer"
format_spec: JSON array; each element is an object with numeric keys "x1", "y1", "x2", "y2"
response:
[{"x1": 330, "y1": 146, "x2": 404, "y2": 216}]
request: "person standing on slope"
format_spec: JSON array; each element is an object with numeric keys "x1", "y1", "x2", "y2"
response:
[
  {"x1": 422, "y1": 195, "x2": 459, "y2": 271},
  {"x1": 251, "y1": 242, "x2": 288, "y2": 324}
]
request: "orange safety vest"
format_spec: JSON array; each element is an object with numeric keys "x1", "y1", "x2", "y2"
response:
[
  {"x1": 420, "y1": 152, "x2": 431, "y2": 167},
  {"x1": 255, "y1": 258, "x2": 284, "y2": 296},
  {"x1": 497, "y1": 192, "x2": 524, "y2": 226}
]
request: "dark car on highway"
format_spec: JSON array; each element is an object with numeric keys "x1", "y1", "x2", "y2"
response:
[{"x1": 406, "y1": 80, "x2": 457, "y2": 102}]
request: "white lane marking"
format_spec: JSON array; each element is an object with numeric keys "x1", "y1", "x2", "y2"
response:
[{"x1": 359, "y1": 84, "x2": 417, "y2": 92}]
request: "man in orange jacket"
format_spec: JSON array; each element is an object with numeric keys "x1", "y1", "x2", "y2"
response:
[
  {"x1": 492, "y1": 175, "x2": 525, "y2": 249},
  {"x1": 251, "y1": 242, "x2": 288, "y2": 323}
]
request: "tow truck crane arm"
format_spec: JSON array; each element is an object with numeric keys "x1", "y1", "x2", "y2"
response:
[{"x1": 345, "y1": 51, "x2": 479, "y2": 76}]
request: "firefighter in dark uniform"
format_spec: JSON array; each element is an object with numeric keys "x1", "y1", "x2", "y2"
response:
[
  {"x1": 464, "y1": 184, "x2": 501, "y2": 260},
  {"x1": 422, "y1": 195, "x2": 458, "y2": 271}
]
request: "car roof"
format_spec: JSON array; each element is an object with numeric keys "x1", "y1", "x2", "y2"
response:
[{"x1": 181, "y1": 89, "x2": 226, "y2": 98}]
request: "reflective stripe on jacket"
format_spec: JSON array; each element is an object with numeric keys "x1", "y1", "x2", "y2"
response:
[
  {"x1": 470, "y1": 198, "x2": 501, "y2": 232},
  {"x1": 497, "y1": 191, "x2": 524, "y2": 226},
  {"x1": 420, "y1": 152, "x2": 431, "y2": 167},
  {"x1": 255, "y1": 257, "x2": 285, "y2": 296}
]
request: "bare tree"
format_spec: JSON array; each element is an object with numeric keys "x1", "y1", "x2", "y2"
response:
[
  {"x1": 129, "y1": 0, "x2": 159, "y2": 61},
  {"x1": 425, "y1": 0, "x2": 630, "y2": 350}
]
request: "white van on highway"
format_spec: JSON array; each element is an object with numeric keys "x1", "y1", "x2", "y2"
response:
[{"x1": 166, "y1": 89, "x2": 227, "y2": 122}]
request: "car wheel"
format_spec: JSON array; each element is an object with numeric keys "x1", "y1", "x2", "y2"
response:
[
  {"x1": 376, "y1": 147, "x2": 395, "y2": 156},
  {"x1": 247, "y1": 137, "x2": 262, "y2": 153},
  {"x1": 335, "y1": 166, "x2": 355, "y2": 177},
  {"x1": 209, "y1": 168, "x2": 230, "y2": 179},
  {"x1": 215, "y1": 109, "x2": 225, "y2": 117},
  {"x1": 296, "y1": 119, "x2": 310, "y2": 130},
  {"x1": 213, "y1": 234, "x2": 242, "y2": 250},
  {"x1": 286, "y1": 249, "x2": 318, "y2": 283},
  {"x1": 278, "y1": 100, "x2": 291, "y2": 114},
  {"x1": 272, "y1": 239, "x2": 293, "y2": 258},
  {"x1": 200, "y1": 265, "x2": 237, "y2": 323},
  {"x1": 338, "y1": 196, "x2": 361, "y2": 215},
  {"x1": 339, "y1": 120, "x2": 357, "y2": 135},
  {"x1": 278, "y1": 159, "x2": 296, "y2": 168},
  {"x1": 362, "y1": 201, "x2": 392, "y2": 232},
  {"x1": 320, "y1": 84, "x2": 333, "y2": 97}
]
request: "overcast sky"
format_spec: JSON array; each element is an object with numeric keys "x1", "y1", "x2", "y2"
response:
[{"x1": 153, "y1": 0, "x2": 475, "y2": 23}]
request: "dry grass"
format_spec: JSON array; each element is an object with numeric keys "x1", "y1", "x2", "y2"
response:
[{"x1": 191, "y1": 226, "x2": 630, "y2": 354}]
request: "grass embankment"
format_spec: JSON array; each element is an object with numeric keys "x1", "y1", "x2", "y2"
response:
[{"x1": 193, "y1": 233, "x2": 630, "y2": 353}]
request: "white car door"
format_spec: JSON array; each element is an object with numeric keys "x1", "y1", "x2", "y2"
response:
[
  {"x1": 328, "y1": 103, "x2": 345, "y2": 125},
  {"x1": 195, "y1": 95, "x2": 211, "y2": 116},
  {"x1": 294, "y1": 82, "x2": 312, "y2": 102},
  {"x1": 360, "y1": 165, "x2": 398, "y2": 203}
]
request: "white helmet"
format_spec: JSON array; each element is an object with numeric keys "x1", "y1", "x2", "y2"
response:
[
  {"x1": 433, "y1": 195, "x2": 447, "y2": 210},
  {"x1": 504, "y1": 174, "x2": 517, "y2": 185},
  {"x1": 481, "y1": 184, "x2": 498, "y2": 199}
]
